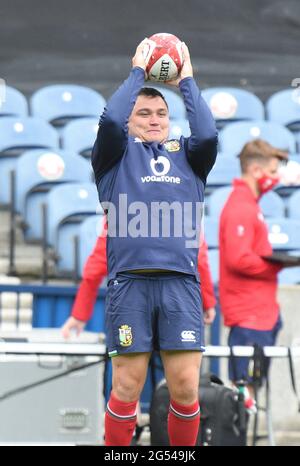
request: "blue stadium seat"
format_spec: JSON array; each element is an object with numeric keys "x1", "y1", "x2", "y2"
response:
[
  {"x1": 61, "y1": 117, "x2": 99, "y2": 157},
  {"x1": 77, "y1": 214, "x2": 104, "y2": 276},
  {"x1": 206, "y1": 154, "x2": 240, "y2": 189},
  {"x1": 203, "y1": 217, "x2": 219, "y2": 249},
  {"x1": 219, "y1": 120, "x2": 296, "y2": 155},
  {"x1": 207, "y1": 185, "x2": 287, "y2": 220},
  {"x1": 169, "y1": 118, "x2": 190, "y2": 138},
  {"x1": 206, "y1": 186, "x2": 232, "y2": 218},
  {"x1": 202, "y1": 87, "x2": 264, "y2": 127},
  {"x1": 45, "y1": 183, "x2": 101, "y2": 273},
  {"x1": 289, "y1": 153, "x2": 300, "y2": 164},
  {"x1": 152, "y1": 86, "x2": 186, "y2": 119},
  {"x1": 287, "y1": 190, "x2": 300, "y2": 219},
  {"x1": 278, "y1": 256, "x2": 300, "y2": 284},
  {"x1": 0, "y1": 117, "x2": 59, "y2": 205},
  {"x1": 266, "y1": 88, "x2": 300, "y2": 130},
  {"x1": 278, "y1": 249, "x2": 300, "y2": 285},
  {"x1": 295, "y1": 131, "x2": 300, "y2": 152},
  {"x1": 266, "y1": 218, "x2": 300, "y2": 251},
  {"x1": 207, "y1": 249, "x2": 219, "y2": 284},
  {"x1": 0, "y1": 86, "x2": 28, "y2": 118},
  {"x1": 258, "y1": 191, "x2": 285, "y2": 218},
  {"x1": 15, "y1": 149, "x2": 93, "y2": 241},
  {"x1": 30, "y1": 84, "x2": 106, "y2": 126},
  {"x1": 46, "y1": 182, "x2": 100, "y2": 246}
]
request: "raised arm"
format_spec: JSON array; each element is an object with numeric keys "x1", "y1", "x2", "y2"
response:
[
  {"x1": 167, "y1": 43, "x2": 218, "y2": 181},
  {"x1": 92, "y1": 41, "x2": 147, "y2": 185},
  {"x1": 180, "y1": 77, "x2": 218, "y2": 182}
]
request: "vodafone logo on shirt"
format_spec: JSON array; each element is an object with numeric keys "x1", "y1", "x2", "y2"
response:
[
  {"x1": 150, "y1": 156, "x2": 170, "y2": 176},
  {"x1": 141, "y1": 156, "x2": 181, "y2": 184}
]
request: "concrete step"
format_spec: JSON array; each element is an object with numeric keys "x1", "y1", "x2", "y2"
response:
[
  {"x1": 0, "y1": 322, "x2": 32, "y2": 331},
  {"x1": 0, "y1": 275, "x2": 21, "y2": 285},
  {"x1": 0, "y1": 292, "x2": 33, "y2": 308},
  {"x1": 0, "y1": 210, "x2": 31, "y2": 246},
  {"x1": 0, "y1": 257, "x2": 55, "y2": 278},
  {"x1": 15, "y1": 258, "x2": 55, "y2": 277},
  {"x1": 0, "y1": 259, "x2": 9, "y2": 275},
  {"x1": 0, "y1": 244, "x2": 43, "y2": 260},
  {"x1": 0, "y1": 210, "x2": 10, "y2": 229},
  {"x1": 0, "y1": 210, "x2": 63, "y2": 280},
  {"x1": 0, "y1": 229, "x2": 24, "y2": 245}
]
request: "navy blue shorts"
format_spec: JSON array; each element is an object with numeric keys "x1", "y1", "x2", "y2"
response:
[
  {"x1": 105, "y1": 272, "x2": 205, "y2": 357},
  {"x1": 228, "y1": 317, "x2": 282, "y2": 383}
]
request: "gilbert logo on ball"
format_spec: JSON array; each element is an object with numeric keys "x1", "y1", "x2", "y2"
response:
[
  {"x1": 0, "y1": 78, "x2": 6, "y2": 108},
  {"x1": 143, "y1": 33, "x2": 183, "y2": 82}
]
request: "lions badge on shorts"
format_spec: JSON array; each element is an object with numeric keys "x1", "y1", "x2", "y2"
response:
[
  {"x1": 164, "y1": 140, "x2": 181, "y2": 152},
  {"x1": 119, "y1": 325, "x2": 133, "y2": 347}
]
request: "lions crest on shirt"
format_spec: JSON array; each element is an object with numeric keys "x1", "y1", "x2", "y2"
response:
[
  {"x1": 119, "y1": 325, "x2": 133, "y2": 347},
  {"x1": 164, "y1": 139, "x2": 181, "y2": 152}
]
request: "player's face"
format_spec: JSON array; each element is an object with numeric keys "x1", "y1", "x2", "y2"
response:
[
  {"x1": 128, "y1": 96, "x2": 169, "y2": 143},
  {"x1": 254, "y1": 157, "x2": 280, "y2": 180}
]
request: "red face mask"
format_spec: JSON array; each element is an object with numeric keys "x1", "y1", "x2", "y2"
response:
[{"x1": 257, "y1": 175, "x2": 280, "y2": 196}]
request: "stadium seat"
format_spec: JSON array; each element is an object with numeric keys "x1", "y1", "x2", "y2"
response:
[
  {"x1": 202, "y1": 87, "x2": 264, "y2": 127},
  {"x1": 289, "y1": 153, "x2": 300, "y2": 164},
  {"x1": 152, "y1": 86, "x2": 186, "y2": 119},
  {"x1": 77, "y1": 214, "x2": 104, "y2": 276},
  {"x1": 278, "y1": 263, "x2": 300, "y2": 285},
  {"x1": 45, "y1": 183, "x2": 101, "y2": 273},
  {"x1": 266, "y1": 88, "x2": 300, "y2": 130},
  {"x1": 0, "y1": 117, "x2": 59, "y2": 205},
  {"x1": 219, "y1": 120, "x2": 296, "y2": 155},
  {"x1": 287, "y1": 190, "x2": 300, "y2": 219},
  {"x1": 207, "y1": 249, "x2": 219, "y2": 284},
  {"x1": 278, "y1": 248, "x2": 300, "y2": 285},
  {"x1": 15, "y1": 149, "x2": 93, "y2": 241},
  {"x1": 208, "y1": 185, "x2": 287, "y2": 220},
  {"x1": 266, "y1": 218, "x2": 300, "y2": 251},
  {"x1": 206, "y1": 186, "x2": 232, "y2": 218},
  {"x1": 0, "y1": 117, "x2": 59, "y2": 154},
  {"x1": 203, "y1": 217, "x2": 219, "y2": 249},
  {"x1": 0, "y1": 86, "x2": 28, "y2": 118},
  {"x1": 206, "y1": 153, "x2": 241, "y2": 189},
  {"x1": 61, "y1": 117, "x2": 99, "y2": 157},
  {"x1": 295, "y1": 131, "x2": 300, "y2": 152},
  {"x1": 30, "y1": 84, "x2": 106, "y2": 126},
  {"x1": 169, "y1": 118, "x2": 190, "y2": 138},
  {"x1": 258, "y1": 191, "x2": 286, "y2": 218}
]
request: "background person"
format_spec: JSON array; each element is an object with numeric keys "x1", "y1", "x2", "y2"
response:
[{"x1": 219, "y1": 139, "x2": 288, "y2": 403}]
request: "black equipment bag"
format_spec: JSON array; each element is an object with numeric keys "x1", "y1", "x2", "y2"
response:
[{"x1": 150, "y1": 373, "x2": 248, "y2": 446}]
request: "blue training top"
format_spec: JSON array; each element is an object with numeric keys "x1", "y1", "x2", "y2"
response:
[{"x1": 92, "y1": 67, "x2": 218, "y2": 281}]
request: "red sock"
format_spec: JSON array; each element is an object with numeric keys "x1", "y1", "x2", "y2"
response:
[
  {"x1": 104, "y1": 392, "x2": 138, "y2": 446},
  {"x1": 168, "y1": 399, "x2": 200, "y2": 446}
]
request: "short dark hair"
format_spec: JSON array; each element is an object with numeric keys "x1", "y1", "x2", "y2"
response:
[
  {"x1": 239, "y1": 139, "x2": 288, "y2": 173},
  {"x1": 138, "y1": 87, "x2": 169, "y2": 109}
]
